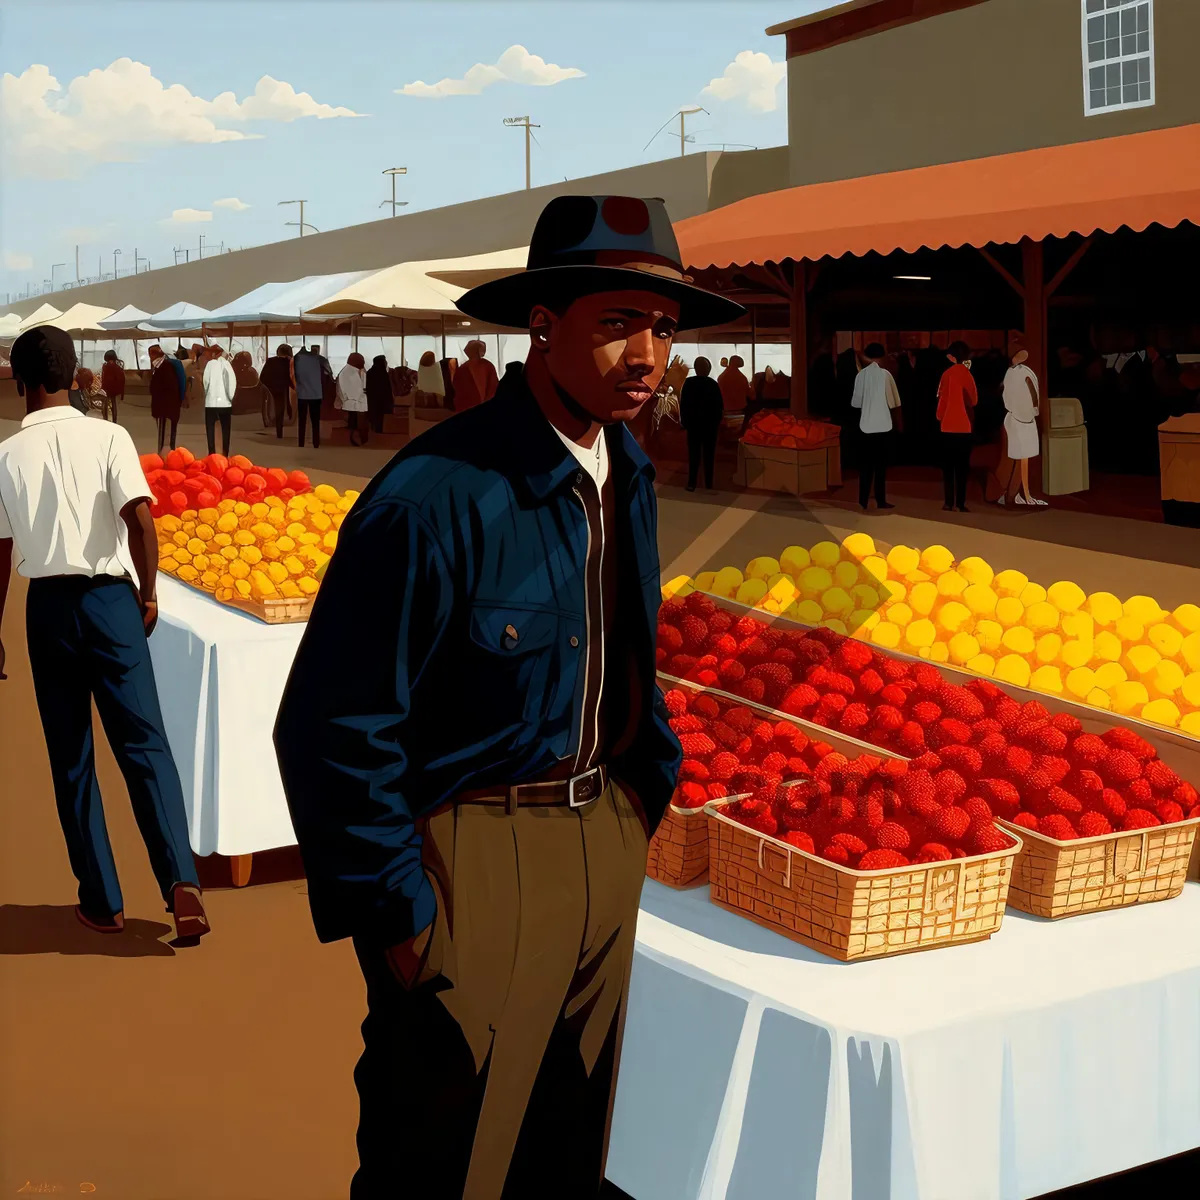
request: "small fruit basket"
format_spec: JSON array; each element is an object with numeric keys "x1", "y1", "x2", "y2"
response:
[
  {"x1": 707, "y1": 790, "x2": 1022, "y2": 962},
  {"x1": 646, "y1": 791, "x2": 747, "y2": 889}
]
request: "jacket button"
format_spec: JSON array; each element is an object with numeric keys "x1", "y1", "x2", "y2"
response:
[
  {"x1": 570, "y1": 636, "x2": 580, "y2": 648},
  {"x1": 575, "y1": 471, "x2": 583, "y2": 487}
]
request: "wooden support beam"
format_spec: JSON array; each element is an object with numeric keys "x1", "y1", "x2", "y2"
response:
[
  {"x1": 790, "y1": 260, "x2": 809, "y2": 418},
  {"x1": 1046, "y1": 235, "x2": 1094, "y2": 298},
  {"x1": 1020, "y1": 236, "x2": 1048, "y2": 444},
  {"x1": 978, "y1": 246, "x2": 1025, "y2": 299}
]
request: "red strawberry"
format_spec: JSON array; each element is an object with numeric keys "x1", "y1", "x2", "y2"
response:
[
  {"x1": 1125, "y1": 777, "x2": 1153, "y2": 806},
  {"x1": 1121, "y1": 808, "x2": 1161, "y2": 831},
  {"x1": 993, "y1": 698, "x2": 1022, "y2": 729},
  {"x1": 1021, "y1": 700, "x2": 1051, "y2": 722},
  {"x1": 761, "y1": 751, "x2": 789, "y2": 776},
  {"x1": 1048, "y1": 786, "x2": 1083, "y2": 815},
  {"x1": 870, "y1": 705, "x2": 906, "y2": 736},
  {"x1": 718, "y1": 659, "x2": 747, "y2": 686},
  {"x1": 1003, "y1": 746, "x2": 1034, "y2": 778},
  {"x1": 962, "y1": 796, "x2": 994, "y2": 823},
  {"x1": 939, "y1": 745, "x2": 984, "y2": 777},
  {"x1": 830, "y1": 831, "x2": 869, "y2": 856},
  {"x1": 823, "y1": 842, "x2": 852, "y2": 865},
  {"x1": 937, "y1": 685, "x2": 985, "y2": 722},
  {"x1": 914, "y1": 843, "x2": 954, "y2": 863},
  {"x1": 692, "y1": 670, "x2": 719, "y2": 688},
  {"x1": 878, "y1": 657, "x2": 910, "y2": 682},
  {"x1": 790, "y1": 727, "x2": 810, "y2": 754},
  {"x1": 856, "y1": 669, "x2": 885, "y2": 700},
  {"x1": 659, "y1": 598, "x2": 687, "y2": 624},
  {"x1": 693, "y1": 695, "x2": 720, "y2": 719},
  {"x1": 793, "y1": 639, "x2": 830, "y2": 666},
  {"x1": 976, "y1": 732, "x2": 1009, "y2": 766},
  {"x1": 669, "y1": 714, "x2": 705, "y2": 735},
  {"x1": 732, "y1": 614, "x2": 765, "y2": 639},
  {"x1": 743, "y1": 808, "x2": 778, "y2": 835},
  {"x1": 910, "y1": 700, "x2": 942, "y2": 728},
  {"x1": 929, "y1": 718, "x2": 972, "y2": 749},
  {"x1": 709, "y1": 751, "x2": 740, "y2": 782},
  {"x1": 812, "y1": 694, "x2": 848, "y2": 725},
  {"x1": 735, "y1": 678, "x2": 767, "y2": 704},
  {"x1": 737, "y1": 636, "x2": 772, "y2": 666},
  {"x1": 1039, "y1": 813, "x2": 1078, "y2": 840},
  {"x1": 685, "y1": 592, "x2": 718, "y2": 618},
  {"x1": 710, "y1": 721, "x2": 741, "y2": 749},
  {"x1": 663, "y1": 689, "x2": 689, "y2": 717},
  {"x1": 856, "y1": 795, "x2": 886, "y2": 830},
  {"x1": 675, "y1": 782, "x2": 709, "y2": 808},
  {"x1": 911, "y1": 750, "x2": 944, "y2": 772},
  {"x1": 898, "y1": 769, "x2": 935, "y2": 807},
  {"x1": 933, "y1": 806, "x2": 971, "y2": 842},
  {"x1": 1156, "y1": 801, "x2": 1185, "y2": 825},
  {"x1": 771, "y1": 646, "x2": 798, "y2": 666},
  {"x1": 966, "y1": 678, "x2": 1004, "y2": 703},
  {"x1": 934, "y1": 769, "x2": 967, "y2": 806},
  {"x1": 838, "y1": 703, "x2": 872, "y2": 737},
  {"x1": 1035, "y1": 755, "x2": 1072, "y2": 785},
  {"x1": 825, "y1": 671, "x2": 857, "y2": 698},
  {"x1": 968, "y1": 821, "x2": 1011, "y2": 854},
  {"x1": 875, "y1": 821, "x2": 911, "y2": 851},
  {"x1": 978, "y1": 778, "x2": 1021, "y2": 818},
  {"x1": 1190, "y1": 805, "x2": 1200, "y2": 820},
  {"x1": 810, "y1": 741, "x2": 836, "y2": 760},
  {"x1": 1069, "y1": 734, "x2": 1108, "y2": 766},
  {"x1": 1066, "y1": 768, "x2": 1105, "y2": 799},
  {"x1": 658, "y1": 624, "x2": 684, "y2": 654},
  {"x1": 725, "y1": 707, "x2": 756, "y2": 733},
  {"x1": 787, "y1": 756, "x2": 810, "y2": 776},
  {"x1": 710, "y1": 633, "x2": 739, "y2": 658},
  {"x1": 1011, "y1": 812, "x2": 1040, "y2": 831},
  {"x1": 1174, "y1": 782, "x2": 1200, "y2": 809},
  {"x1": 780, "y1": 684, "x2": 821, "y2": 718},
  {"x1": 809, "y1": 626, "x2": 847, "y2": 649},
  {"x1": 1102, "y1": 727, "x2": 1156, "y2": 760},
  {"x1": 774, "y1": 719, "x2": 801, "y2": 746},
  {"x1": 1143, "y1": 760, "x2": 1182, "y2": 795},
  {"x1": 731, "y1": 768, "x2": 766, "y2": 793},
  {"x1": 679, "y1": 759, "x2": 710, "y2": 782},
  {"x1": 1077, "y1": 811, "x2": 1112, "y2": 836},
  {"x1": 912, "y1": 664, "x2": 944, "y2": 693},
  {"x1": 679, "y1": 733, "x2": 716, "y2": 758},
  {"x1": 858, "y1": 849, "x2": 910, "y2": 870},
  {"x1": 1050, "y1": 712, "x2": 1083, "y2": 737},
  {"x1": 747, "y1": 662, "x2": 794, "y2": 706},
  {"x1": 783, "y1": 831, "x2": 816, "y2": 853},
  {"x1": 895, "y1": 722, "x2": 927, "y2": 755},
  {"x1": 751, "y1": 720, "x2": 776, "y2": 749},
  {"x1": 833, "y1": 639, "x2": 873, "y2": 673},
  {"x1": 970, "y1": 718, "x2": 1003, "y2": 740},
  {"x1": 1095, "y1": 789, "x2": 1128, "y2": 823},
  {"x1": 667, "y1": 654, "x2": 698, "y2": 677},
  {"x1": 678, "y1": 615, "x2": 708, "y2": 653},
  {"x1": 823, "y1": 795, "x2": 857, "y2": 827},
  {"x1": 707, "y1": 782, "x2": 732, "y2": 801},
  {"x1": 880, "y1": 683, "x2": 910, "y2": 708},
  {"x1": 656, "y1": 648, "x2": 668, "y2": 668},
  {"x1": 877, "y1": 758, "x2": 908, "y2": 783},
  {"x1": 708, "y1": 609, "x2": 734, "y2": 635}
]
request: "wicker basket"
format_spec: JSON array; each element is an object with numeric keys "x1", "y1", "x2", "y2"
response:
[
  {"x1": 646, "y1": 793, "x2": 748, "y2": 889},
  {"x1": 217, "y1": 590, "x2": 315, "y2": 624},
  {"x1": 996, "y1": 816, "x2": 1200, "y2": 919},
  {"x1": 706, "y1": 797, "x2": 1021, "y2": 961}
]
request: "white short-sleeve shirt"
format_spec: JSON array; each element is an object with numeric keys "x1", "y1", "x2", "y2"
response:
[
  {"x1": 851, "y1": 362, "x2": 902, "y2": 434},
  {"x1": 0, "y1": 406, "x2": 151, "y2": 579}
]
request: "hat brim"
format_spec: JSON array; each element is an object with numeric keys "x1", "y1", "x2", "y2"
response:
[{"x1": 455, "y1": 264, "x2": 745, "y2": 333}]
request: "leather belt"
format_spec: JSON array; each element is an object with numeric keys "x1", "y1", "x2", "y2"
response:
[{"x1": 459, "y1": 765, "x2": 608, "y2": 815}]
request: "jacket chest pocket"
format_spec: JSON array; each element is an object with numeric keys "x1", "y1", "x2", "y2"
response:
[{"x1": 468, "y1": 605, "x2": 566, "y2": 726}]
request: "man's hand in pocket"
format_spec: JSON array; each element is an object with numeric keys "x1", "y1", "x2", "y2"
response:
[{"x1": 385, "y1": 921, "x2": 433, "y2": 989}]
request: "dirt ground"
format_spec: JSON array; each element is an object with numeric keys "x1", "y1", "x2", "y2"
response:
[{"x1": 2, "y1": 399, "x2": 1198, "y2": 1199}]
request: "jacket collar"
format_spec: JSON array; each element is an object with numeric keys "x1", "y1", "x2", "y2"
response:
[
  {"x1": 21, "y1": 405, "x2": 84, "y2": 427},
  {"x1": 511, "y1": 361, "x2": 656, "y2": 501}
]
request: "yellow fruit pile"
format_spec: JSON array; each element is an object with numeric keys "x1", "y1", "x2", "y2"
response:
[
  {"x1": 662, "y1": 532, "x2": 1200, "y2": 737},
  {"x1": 156, "y1": 482, "x2": 355, "y2": 606}
]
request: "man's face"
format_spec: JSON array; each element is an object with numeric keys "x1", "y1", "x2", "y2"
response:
[{"x1": 534, "y1": 288, "x2": 679, "y2": 424}]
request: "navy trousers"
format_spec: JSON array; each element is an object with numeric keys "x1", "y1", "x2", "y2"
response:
[{"x1": 25, "y1": 575, "x2": 198, "y2": 918}]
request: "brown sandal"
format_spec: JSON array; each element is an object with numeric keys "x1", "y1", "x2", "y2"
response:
[{"x1": 170, "y1": 884, "x2": 211, "y2": 940}]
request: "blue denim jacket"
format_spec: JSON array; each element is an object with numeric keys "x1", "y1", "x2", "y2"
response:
[{"x1": 274, "y1": 378, "x2": 681, "y2": 948}]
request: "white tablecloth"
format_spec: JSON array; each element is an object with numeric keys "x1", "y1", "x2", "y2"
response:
[
  {"x1": 609, "y1": 881, "x2": 1200, "y2": 1200},
  {"x1": 150, "y1": 576, "x2": 304, "y2": 856}
]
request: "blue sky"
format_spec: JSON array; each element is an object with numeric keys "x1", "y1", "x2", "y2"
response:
[{"x1": 0, "y1": 0, "x2": 824, "y2": 300}]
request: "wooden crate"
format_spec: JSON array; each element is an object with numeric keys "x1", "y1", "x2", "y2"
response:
[
  {"x1": 219, "y1": 591, "x2": 315, "y2": 625},
  {"x1": 996, "y1": 816, "x2": 1200, "y2": 919},
  {"x1": 733, "y1": 441, "x2": 831, "y2": 496},
  {"x1": 706, "y1": 797, "x2": 1021, "y2": 962}
]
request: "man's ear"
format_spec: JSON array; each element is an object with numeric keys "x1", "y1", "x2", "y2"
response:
[{"x1": 529, "y1": 306, "x2": 556, "y2": 352}]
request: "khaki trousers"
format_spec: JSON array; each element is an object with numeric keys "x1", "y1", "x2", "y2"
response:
[{"x1": 350, "y1": 781, "x2": 649, "y2": 1200}]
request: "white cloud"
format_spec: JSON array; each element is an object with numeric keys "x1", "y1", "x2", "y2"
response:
[
  {"x1": 398, "y1": 45, "x2": 584, "y2": 98},
  {"x1": 1, "y1": 60, "x2": 360, "y2": 179},
  {"x1": 4, "y1": 252, "x2": 33, "y2": 270},
  {"x1": 213, "y1": 197, "x2": 250, "y2": 211},
  {"x1": 163, "y1": 208, "x2": 213, "y2": 224},
  {"x1": 702, "y1": 51, "x2": 786, "y2": 113}
]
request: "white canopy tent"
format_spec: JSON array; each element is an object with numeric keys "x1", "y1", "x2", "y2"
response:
[
  {"x1": 0, "y1": 313, "x2": 23, "y2": 341},
  {"x1": 16, "y1": 303, "x2": 65, "y2": 335},
  {"x1": 205, "y1": 272, "x2": 375, "y2": 326},
  {"x1": 144, "y1": 301, "x2": 213, "y2": 332},
  {"x1": 97, "y1": 303, "x2": 153, "y2": 332},
  {"x1": 35, "y1": 302, "x2": 117, "y2": 336}
]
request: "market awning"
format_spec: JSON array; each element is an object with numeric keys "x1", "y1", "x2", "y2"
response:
[
  {"x1": 144, "y1": 301, "x2": 213, "y2": 331},
  {"x1": 16, "y1": 303, "x2": 64, "y2": 335},
  {"x1": 205, "y1": 272, "x2": 375, "y2": 325},
  {"x1": 30, "y1": 302, "x2": 117, "y2": 336},
  {"x1": 675, "y1": 123, "x2": 1200, "y2": 269},
  {"x1": 98, "y1": 303, "x2": 152, "y2": 331}
]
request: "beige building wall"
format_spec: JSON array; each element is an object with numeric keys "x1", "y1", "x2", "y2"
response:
[
  {"x1": 786, "y1": 0, "x2": 1200, "y2": 185},
  {"x1": 2, "y1": 149, "x2": 789, "y2": 320}
]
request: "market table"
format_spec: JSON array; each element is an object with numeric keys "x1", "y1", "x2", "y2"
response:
[
  {"x1": 607, "y1": 879, "x2": 1200, "y2": 1200},
  {"x1": 150, "y1": 575, "x2": 303, "y2": 882}
]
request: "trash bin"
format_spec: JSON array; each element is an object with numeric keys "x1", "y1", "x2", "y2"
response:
[
  {"x1": 1044, "y1": 396, "x2": 1089, "y2": 495},
  {"x1": 1159, "y1": 412, "x2": 1200, "y2": 527}
]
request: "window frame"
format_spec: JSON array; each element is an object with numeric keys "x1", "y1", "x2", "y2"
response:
[{"x1": 1080, "y1": 0, "x2": 1156, "y2": 117}]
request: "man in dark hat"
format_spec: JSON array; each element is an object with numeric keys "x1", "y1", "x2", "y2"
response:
[{"x1": 275, "y1": 195, "x2": 742, "y2": 1198}]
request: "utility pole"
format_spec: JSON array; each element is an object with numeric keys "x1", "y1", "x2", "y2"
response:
[
  {"x1": 380, "y1": 167, "x2": 409, "y2": 218},
  {"x1": 678, "y1": 106, "x2": 705, "y2": 157},
  {"x1": 199, "y1": 233, "x2": 207, "y2": 259},
  {"x1": 135, "y1": 248, "x2": 149, "y2": 274},
  {"x1": 503, "y1": 116, "x2": 540, "y2": 190},
  {"x1": 51, "y1": 262, "x2": 67, "y2": 290},
  {"x1": 279, "y1": 199, "x2": 310, "y2": 236},
  {"x1": 75, "y1": 245, "x2": 80, "y2": 285},
  {"x1": 113, "y1": 248, "x2": 122, "y2": 279}
]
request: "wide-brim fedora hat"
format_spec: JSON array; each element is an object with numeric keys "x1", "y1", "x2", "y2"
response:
[{"x1": 456, "y1": 195, "x2": 745, "y2": 333}]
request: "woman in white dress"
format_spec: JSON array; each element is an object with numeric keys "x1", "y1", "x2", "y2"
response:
[
  {"x1": 337, "y1": 351, "x2": 369, "y2": 445},
  {"x1": 1001, "y1": 349, "x2": 1046, "y2": 506}
]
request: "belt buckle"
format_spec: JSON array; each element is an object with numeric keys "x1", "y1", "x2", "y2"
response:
[{"x1": 568, "y1": 767, "x2": 602, "y2": 809}]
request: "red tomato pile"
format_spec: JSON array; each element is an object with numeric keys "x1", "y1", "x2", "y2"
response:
[
  {"x1": 658, "y1": 593, "x2": 1200, "y2": 846},
  {"x1": 138, "y1": 447, "x2": 312, "y2": 518}
]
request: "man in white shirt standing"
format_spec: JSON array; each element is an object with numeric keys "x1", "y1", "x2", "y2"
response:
[
  {"x1": 850, "y1": 341, "x2": 902, "y2": 511},
  {"x1": 0, "y1": 327, "x2": 210, "y2": 942},
  {"x1": 202, "y1": 343, "x2": 237, "y2": 457}
]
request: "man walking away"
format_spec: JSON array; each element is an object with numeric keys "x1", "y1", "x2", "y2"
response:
[
  {"x1": 294, "y1": 344, "x2": 331, "y2": 449},
  {"x1": 260, "y1": 344, "x2": 295, "y2": 439},
  {"x1": 0, "y1": 327, "x2": 210, "y2": 942},
  {"x1": 148, "y1": 344, "x2": 183, "y2": 455},
  {"x1": 171, "y1": 347, "x2": 189, "y2": 417},
  {"x1": 936, "y1": 341, "x2": 978, "y2": 512},
  {"x1": 100, "y1": 350, "x2": 125, "y2": 423},
  {"x1": 202, "y1": 344, "x2": 236, "y2": 456},
  {"x1": 851, "y1": 342, "x2": 901, "y2": 511},
  {"x1": 680, "y1": 355, "x2": 723, "y2": 491}
]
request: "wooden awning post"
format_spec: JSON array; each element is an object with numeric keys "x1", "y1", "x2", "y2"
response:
[
  {"x1": 400, "y1": 317, "x2": 405, "y2": 365},
  {"x1": 1020, "y1": 237, "x2": 1047, "y2": 436},
  {"x1": 750, "y1": 307, "x2": 757, "y2": 378},
  {"x1": 789, "y1": 258, "x2": 809, "y2": 418}
]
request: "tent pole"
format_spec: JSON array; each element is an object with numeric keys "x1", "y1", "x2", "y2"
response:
[
  {"x1": 132, "y1": 335, "x2": 141, "y2": 371},
  {"x1": 496, "y1": 333, "x2": 501, "y2": 363},
  {"x1": 440, "y1": 314, "x2": 446, "y2": 360},
  {"x1": 400, "y1": 317, "x2": 405, "y2": 365},
  {"x1": 352, "y1": 318, "x2": 359, "y2": 353},
  {"x1": 750, "y1": 308, "x2": 757, "y2": 378}
]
